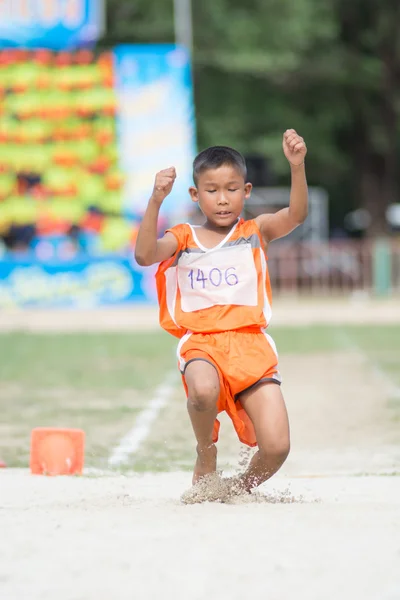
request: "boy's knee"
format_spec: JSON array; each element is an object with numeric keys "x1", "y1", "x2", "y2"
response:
[
  {"x1": 260, "y1": 439, "x2": 290, "y2": 464},
  {"x1": 188, "y1": 380, "x2": 219, "y2": 412}
]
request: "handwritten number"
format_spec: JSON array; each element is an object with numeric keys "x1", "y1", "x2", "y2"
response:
[
  {"x1": 196, "y1": 269, "x2": 208, "y2": 288},
  {"x1": 209, "y1": 268, "x2": 222, "y2": 287},
  {"x1": 225, "y1": 267, "x2": 239, "y2": 286},
  {"x1": 188, "y1": 270, "x2": 194, "y2": 289},
  {"x1": 188, "y1": 267, "x2": 238, "y2": 289}
]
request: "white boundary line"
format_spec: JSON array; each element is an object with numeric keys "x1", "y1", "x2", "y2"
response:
[{"x1": 108, "y1": 371, "x2": 179, "y2": 467}]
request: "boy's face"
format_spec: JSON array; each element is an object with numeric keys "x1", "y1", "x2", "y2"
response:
[{"x1": 189, "y1": 165, "x2": 252, "y2": 229}]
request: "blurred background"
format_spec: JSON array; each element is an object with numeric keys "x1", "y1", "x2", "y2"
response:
[
  {"x1": 0, "y1": 0, "x2": 400, "y2": 307},
  {"x1": 1, "y1": 8, "x2": 400, "y2": 596}
]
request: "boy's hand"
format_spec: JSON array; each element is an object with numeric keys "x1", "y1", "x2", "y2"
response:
[
  {"x1": 151, "y1": 167, "x2": 177, "y2": 204},
  {"x1": 283, "y1": 130, "x2": 307, "y2": 166}
]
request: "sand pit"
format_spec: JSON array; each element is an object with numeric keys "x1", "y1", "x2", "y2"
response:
[{"x1": 1, "y1": 470, "x2": 399, "y2": 600}]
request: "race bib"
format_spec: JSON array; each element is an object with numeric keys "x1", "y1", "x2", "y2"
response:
[{"x1": 177, "y1": 243, "x2": 258, "y2": 312}]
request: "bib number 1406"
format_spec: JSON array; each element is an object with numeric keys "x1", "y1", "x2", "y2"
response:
[{"x1": 188, "y1": 267, "x2": 239, "y2": 290}]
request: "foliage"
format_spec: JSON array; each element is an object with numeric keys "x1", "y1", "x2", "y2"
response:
[{"x1": 101, "y1": 0, "x2": 400, "y2": 235}]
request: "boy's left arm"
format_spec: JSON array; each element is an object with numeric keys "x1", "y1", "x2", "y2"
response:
[{"x1": 256, "y1": 130, "x2": 308, "y2": 243}]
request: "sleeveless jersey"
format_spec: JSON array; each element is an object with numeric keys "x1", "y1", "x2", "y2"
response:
[{"x1": 155, "y1": 218, "x2": 273, "y2": 338}]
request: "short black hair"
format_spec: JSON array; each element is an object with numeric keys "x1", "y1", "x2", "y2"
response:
[{"x1": 193, "y1": 146, "x2": 247, "y2": 185}]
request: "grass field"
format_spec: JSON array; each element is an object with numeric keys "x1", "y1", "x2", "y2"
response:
[{"x1": 1, "y1": 324, "x2": 399, "y2": 472}]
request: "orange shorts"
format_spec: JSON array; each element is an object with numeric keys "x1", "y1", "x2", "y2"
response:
[{"x1": 177, "y1": 329, "x2": 281, "y2": 447}]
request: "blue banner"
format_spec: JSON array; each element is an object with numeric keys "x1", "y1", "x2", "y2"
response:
[
  {"x1": 0, "y1": 257, "x2": 157, "y2": 308},
  {"x1": 114, "y1": 44, "x2": 197, "y2": 221},
  {"x1": 0, "y1": 0, "x2": 105, "y2": 49}
]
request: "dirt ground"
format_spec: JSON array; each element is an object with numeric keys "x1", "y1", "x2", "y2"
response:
[
  {"x1": 1, "y1": 299, "x2": 400, "y2": 599},
  {"x1": 0, "y1": 295, "x2": 399, "y2": 332}
]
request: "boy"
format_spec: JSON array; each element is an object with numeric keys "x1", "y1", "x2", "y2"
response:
[{"x1": 135, "y1": 130, "x2": 308, "y2": 498}]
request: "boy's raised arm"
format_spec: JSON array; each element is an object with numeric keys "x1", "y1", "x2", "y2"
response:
[
  {"x1": 135, "y1": 167, "x2": 179, "y2": 266},
  {"x1": 256, "y1": 130, "x2": 308, "y2": 243}
]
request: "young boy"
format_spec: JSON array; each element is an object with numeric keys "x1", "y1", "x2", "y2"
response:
[{"x1": 135, "y1": 129, "x2": 308, "y2": 497}]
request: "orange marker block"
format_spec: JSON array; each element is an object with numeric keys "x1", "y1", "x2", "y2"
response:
[{"x1": 30, "y1": 428, "x2": 85, "y2": 476}]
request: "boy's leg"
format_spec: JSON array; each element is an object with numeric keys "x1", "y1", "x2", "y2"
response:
[
  {"x1": 238, "y1": 383, "x2": 290, "y2": 491},
  {"x1": 184, "y1": 360, "x2": 220, "y2": 484}
]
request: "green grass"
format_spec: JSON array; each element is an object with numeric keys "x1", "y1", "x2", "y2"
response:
[
  {"x1": 0, "y1": 331, "x2": 175, "y2": 390},
  {"x1": 1, "y1": 325, "x2": 399, "y2": 469},
  {"x1": 270, "y1": 323, "x2": 399, "y2": 353},
  {"x1": 269, "y1": 324, "x2": 400, "y2": 388}
]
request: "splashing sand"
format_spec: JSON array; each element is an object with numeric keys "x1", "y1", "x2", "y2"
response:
[{"x1": 180, "y1": 471, "x2": 308, "y2": 505}]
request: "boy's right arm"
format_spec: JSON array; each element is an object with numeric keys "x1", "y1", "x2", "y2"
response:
[{"x1": 134, "y1": 167, "x2": 179, "y2": 266}]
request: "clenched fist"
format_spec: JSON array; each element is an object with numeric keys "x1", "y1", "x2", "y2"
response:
[
  {"x1": 151, "y1": 167, "x2": 177, "y2": 204},
  {"x1": 283, "y1": 130, "x2": 307, "y2": 166}
]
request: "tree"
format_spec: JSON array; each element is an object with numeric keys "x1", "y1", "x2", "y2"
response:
[
  {"x1": 100, "y1": 0, "x2": 400, "y2": 236},
  {"x1": 101, "y1": 0, "x2": 174, "y2": 46},
  {"x1": 333, "y1": 0, "x2": 400, "y2": 236}
]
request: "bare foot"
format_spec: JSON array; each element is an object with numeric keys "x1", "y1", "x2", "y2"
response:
[
  {"x1": 236, "y1": 475, "x2": 256, "y2": 494},
  {"x1": 192, "y1": 443, "x2": 217, "y2": 484},
  {"x1": 181, "y1": 472, "x2": 250, "y2": 505},
  {"x1": 223, "y1": 474, "x2": 253, "y2": 496}
]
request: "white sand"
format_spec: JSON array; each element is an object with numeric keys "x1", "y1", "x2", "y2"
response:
[{"x1": 0, "y1": 471, "x2": 399, "y2": 600}]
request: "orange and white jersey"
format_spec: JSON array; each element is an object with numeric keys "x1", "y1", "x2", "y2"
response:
[{"x1": 155, "y1": 218, "x2": 273, "y2": 338}]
